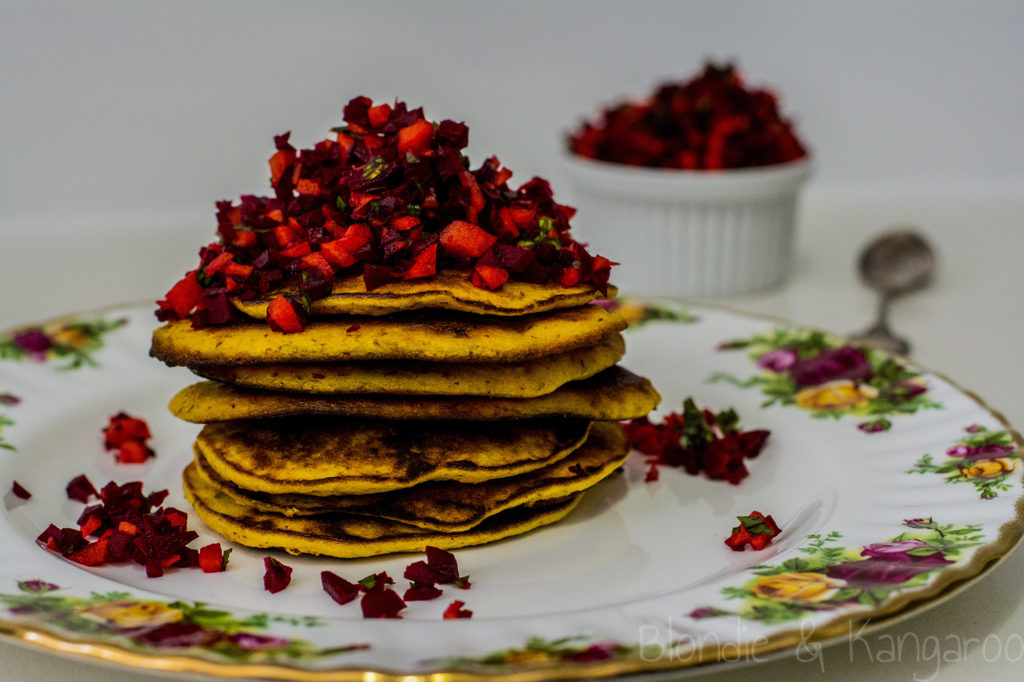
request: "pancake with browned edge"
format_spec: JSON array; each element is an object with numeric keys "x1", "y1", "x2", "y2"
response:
[
  {"x1": 151, "y1": 305, "x2": 626, "y2": 368},
  {"x1": 232, "y1": 269, "x2": 617, "y2": 318},
  {"x1": 183, "y1": 461, "x2": 583, "y2": 558},
  {"x1": 196, "y1": 421, "x2": 626, "y2": 531},
  {"x1": 170, "y1": 366, "x2": 660, "y2": 423},
  {"x1": 196, "y1": 416, "x2": 592, "y2": 496},
  {"x1": 190, "y1": 334, "x2": 624, "y2": 397}
]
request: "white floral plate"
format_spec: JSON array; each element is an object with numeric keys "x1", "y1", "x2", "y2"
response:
[{"x1": 0, "y1": 300, "x2": 1020, "y2": 680}]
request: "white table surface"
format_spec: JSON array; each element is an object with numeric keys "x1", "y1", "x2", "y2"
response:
[{"x1": 0, "y1": 186, "x2": 1022, "y2": 680}]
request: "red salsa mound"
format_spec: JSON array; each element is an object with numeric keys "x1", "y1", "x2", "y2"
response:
[
  {"x1": 157, "y1": 96, "x2": 614, "y2": 332},
  {"x1": 568, "y1": 62, "x2": 807, "y2": 170}
]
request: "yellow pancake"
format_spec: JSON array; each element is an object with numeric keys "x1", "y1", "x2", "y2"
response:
[
  {"x1": 150, "y1": 305, "x2": 626, "y2": 367},
  {"x1": 183, "y1": 461, "x2": 583, "y2": 558},
  {"x1": 196, "y1": 422, "x2": 627, "y2": 531},
  {"x1": 231, "y1": 269, "x2": 615, "y2": 318},
  {"x1": 190, "y1": 334, "x2": 624, "y2": 397},
  {"x1": 169, "y1": 366, "x2": 660, "y2": 423},
  {"x1": 195, "y1": 417, "x2": 592, "y2": 496}
]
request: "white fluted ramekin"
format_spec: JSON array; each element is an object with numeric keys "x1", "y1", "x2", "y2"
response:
[{"x1": 561, "y1": 153, "x2": 812, "y2": 297}]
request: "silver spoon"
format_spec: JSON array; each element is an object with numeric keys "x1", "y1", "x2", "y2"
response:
[{"x1": 849, "y1": 229, "x2": 936, "y2": 355}]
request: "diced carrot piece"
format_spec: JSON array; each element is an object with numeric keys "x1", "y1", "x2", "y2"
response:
[
  {"x1": 203, "y1": 252, "x2": 234, "y2": 276},
  {"x1": 560, "y1": 267, "x2": 582, "y2": 287},
  {"x1": 280, "y1": 241, "x2": 312, "y2": 259},
  {"x1": 367, "y1": 103, "x2": 392, "y2": 128},
  {"x1": 79, "y1": 515, "x2": 102, "y2": 538},
  {"x1": 199, "y1": 543, "x2": 226, "y2": 573},
  {"x1": 68, "y1": 538, "x2": 109, "y2": 567},
  {"x1": 497, "y1": 208, "x2": 519, "y2": 237},
  {"x1": 268, "y1": 149, "x2": 295, "y2": 185},
  {"x1": 439, "y1": 220, "x2": 497, "y2": 259},
  {"x1": 508, "y1": 206, "x2": 536, "y2": 227},
  {"x1": 391, "y1": 215, "x2": 420, "y2": 231},
  {"x1": 265, "y1": 209, "x2": 284, "y2": 223},
  {"x1": 118, "y1": 521, "x2": 139, "y2": 536},
  {"x1": 471, "y1": 264, "x2": 509, "y2": 290},
  {"x1": 273, "y1": 224, "x2": 296, "y2": 247},
  {"x1": 232, "y1": 229, "x2": 258, "y2": 248},
  {"x1": 163, "y1": 270, "x2": 203, "y2": 318},
  {"x1": 397, "y1": 119, "x2": 434, "y2": 155},
  {"x1": 117, "y1": 440, "x2": 151, "y2": 464},
  {"x1": 403, "y1": 243, "x2": 437, "y2": 280},
  {"x1": 224, "y1": 262, "x2": 253, "y2": 279},
  {"x1": 267, "y1": 296, "x2": 305, "y2": 334},
  {"x1": 320, "y1": 240, "x2": 357, "y2": 268},
  {"x1": 338, "y1": 223, "x2": 372, "y2": 252},
  {"x1": 296, "y1": 179, "x2": 320, "y2": 196},
  {"x1": 301, "y1": 252, "x2": 335, "y2": 279}
]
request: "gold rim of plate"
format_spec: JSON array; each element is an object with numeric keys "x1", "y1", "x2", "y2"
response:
[{"x1": 0, "y1": 298, "x2": 1021, "y2": 681}]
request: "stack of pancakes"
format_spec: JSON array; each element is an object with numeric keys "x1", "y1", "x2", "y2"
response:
[{"x1": 151, "y1": 273, "x2": 659, "y2": 557}]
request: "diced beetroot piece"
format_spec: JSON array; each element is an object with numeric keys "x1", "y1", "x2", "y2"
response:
[
  {"x1": 403, "y1": 583, "x2": 444, "y2": 602},
  {"x1": 367, "y1": 103, "x2": 392, "y2": 128},
  {"x1": 267, "y1": 296, "x2": 306, "y2": 334},
  {"x1": 363, "y1": 264, "x2": 398, "y2": 292},
  {"x1": 361, "y1": 586, "x2": 406, "y2": 619},
  {"x1": 357, "y1": 571, "x2": 395, "y2": 591},
  {"x1": 439, "y1": 220, "x2": 496, "y2": 259},
  {"x1": 263, "y1": 556, "x2": 293, "y2": 593},
  {"x1": 162, "y1": 270, "x2": 204, "y2": 319},
  {"x1": 321, "y1": 571, "x2": 360, "y2": 605},
  {"x1": 403, "y1": 243, "x2": 437, "y2": 280},
  {"x1": 397, "y1": 119, "x2": 434, "y2": 155},
  {"x1": 198, "y1": 543, "x2": 226, "y2": 573},
  {"x1": 471, "y1": 264, "x2": 509, "y2": 290},
  {"x1": 645, "y1": 463, "x2": 660, "y2": 482},
  {"x1": 443, "y1": 600, "x2": 473, "y2": 619},
  {"x1": 11, "y1": 481, "x2": 31, "y2": 500},
  {"x1": 66, "y1": 475, "x2": 98, "y2": 503},
  {"x1": 68, "y1": 538, "x2": 109, "y2": 567}
]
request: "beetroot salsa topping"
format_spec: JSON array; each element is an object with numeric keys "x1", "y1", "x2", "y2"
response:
[
  {"x1": 568, "y1": 62, "x2": 807, "y2": 170},
  {"x1": 157, "y1": 96, "x2": 614, "y2": 332}
]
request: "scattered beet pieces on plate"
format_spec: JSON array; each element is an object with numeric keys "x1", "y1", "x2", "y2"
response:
[
  {"x1": 724, "y1": 511, "x2": 782, "y2": 551},
  {"x1": 623, "y1": 397, "x2": 770, "y2": 484},
  {"x1": 319, "y1": 546, "x2": 470, "y2": 619},
  {"x1": 568, "y1": 61, "x2": 807, "y2": 170},
  {"x1": 41, "y1": 475, "x2": 205, "y2": 578},
  {"x1": 102, "y1": 412, "x2": 155, "y2": 464}
]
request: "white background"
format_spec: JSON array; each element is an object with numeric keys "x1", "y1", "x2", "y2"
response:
[
  {"x1": 1, "y1": 2, "x2": 1023, "y2": 681},
  {"x1": 2, "y1": 0, "x2": 1023, "y2": 233}
]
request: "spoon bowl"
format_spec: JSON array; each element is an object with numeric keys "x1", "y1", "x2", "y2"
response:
[
  {"x1": 850, "y1": 229, "x2": 936, "y2": 355},
  {"x1": 859, "y1": 230, "x2": 936, "y2": 295}
]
